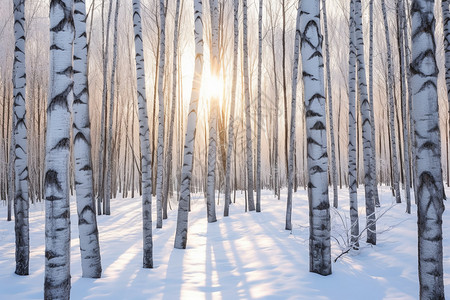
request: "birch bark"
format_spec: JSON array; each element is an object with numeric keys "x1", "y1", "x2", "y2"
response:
[
  {"x1": 156, "y1": 0, "x2": 167, "y2": 228},
  {"x1": 300, "y1": 0, "x2": 331, "y2": 275},
  {"x1": 243, "y1": 0, "x2": 255, "y2": 211},
  {"x1": 348, "y1": 0, "x2": 359, "y2": 248},
  {"x1": 174, "y1": 0, "x2": 204, "y2": 249},
  {"x1": 398, "y1": 0, "x2": 411, "y2": 213},
  {"x1": 256, "y1": 0, "x2": 263, "y2": 212},
  {"x1": 268, "y1": 5, "x2": 280, "y2": 200},
  {"x1": 224, "y1": 0, "x2": 239, "y2": 217},
  {"x1": 442, "y1": 0, "x2": 450, "y2": 112},
  {"x1": 104, "y1": 0, "x2": 120, "y2": 216},
  {"x1": 133, "y1": 0, "x2": 153, "y2": 268},
  {"x1": 207, "y1": 0, "x2": 219, "y2": 223},
  {"x1": 381, "y1": 0, "x2": 401, "y2": 204},
  {"x1": 13, "y1": 0, "x2": 29, "y2": 276},
  {"x1": 44, "y1": 0, "x2": 74, "y2": 297},
  {"x1": 73, "y1": 0, "x2": 102, "y2": 278},
  {"x1": 354, "y1": 0, "x2": 376, "y2": 245},
  {"x1": 286, "y1": 1, "x2": 301, "y2": 231},
  {"x1": 368, "y1": 0, "x2": 380, "y2": 207},
  {"x1": 410, "y1": 0, "x2": 445, "y2": 297},
  {"x1": 321, "y1": 0, "x2": 338, "y2": 208},
  {"x1": 163, "y1": 0, "x2": 182, "y2": 220},
  {"x1": 97, "y1": 0, "x2": 114, "y2": 215}
]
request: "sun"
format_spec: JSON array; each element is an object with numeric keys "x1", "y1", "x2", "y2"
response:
[{"x1": 201, "y1": 75, "x2": 223, "y2": 102}]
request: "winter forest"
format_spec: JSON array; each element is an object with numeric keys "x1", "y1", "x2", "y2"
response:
[{"x1": 0, "y1": 0, "x2": 449, "y2": 298}]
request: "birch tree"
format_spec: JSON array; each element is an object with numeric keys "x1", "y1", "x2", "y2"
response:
[
  {"x1": 411, "y1": 0, "x2": 445, "y2": 297},
  {"x1": 405, "y1": 0, "x2": 419, "y2": 206},
  {"x1": 243, "y1": 0, "x2": 255, "y2": 211},
  {"x1": 300, "y1": 0, "x2": 331, "y2": 276},
  {"x1": 163, "y1": 0, "x2": 182, "y2": 220},
  {"x1": 97, "y1": 0, "x2": 114, "y2": 215},
  {"x1": 348, "y1": 0, "x2": 359, "y2": 248},
  {"x1": 44, "y1": 0, "x2": 74, "y2": 297},
  {"x1": 12, "y1": 0, "x2": 29, "y2": 276},
  {"x1": 286, "y1": 1, "x2": 301, "y2": 231},
  {"x1": 354, "y1": 0, "x2": 376, "y2": 245},
  {"x1": 321, "y1": 0, "x2": 338, "y2": 208},
  {"x1": 206, "y1": 0, "x2": 219, "y2": 223},
  {"x1": 442, "y1": 0, "x2": 450, "y2": 193},
  {"x1": 381, "y1": 0, "x2": 401, "y2": 204},
  {"x1": 281, "y1": 0, "x2": 289, "y2": 184},
  {"x1": 8, "y1": 108, "x2": 15, "y2": 223},
  {"x1": 255, "y1": 0, "x2": 263, "y2": 213},
  {"x1": 442, "y1": 0, "x2": 450, "y2": 111},
  {"x1": 224, "y1": 0, "x2": 239, "y2": 217},
  {"x1": 368, "y1": 0, "x2": 380, "y2": 207},
  {"x1": 133, "y1": 0, "x2": 153, "y2": 269},
  {"x1": 156, "y1": 0, "x2": 167, "y2": 228},
  {"x1": 73, "y1": 0, "x2": 102, "y2": 278},
  {"x1": 268, "y1": 1, "x2": 280, "y2": 199},
  {"x1": 104, "y1": 0, "x2": 120, "y2": 215},
  {"x1": 397, "y1": 0, "x2": 411, "y2": 213},
  {"x1": 174, "y1": 0, "x2": 204, "y2": 249}
]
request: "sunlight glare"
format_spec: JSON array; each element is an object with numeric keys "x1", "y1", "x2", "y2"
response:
[{"x1": 201, "y1": 75, "x2": 223, "y2": 101}]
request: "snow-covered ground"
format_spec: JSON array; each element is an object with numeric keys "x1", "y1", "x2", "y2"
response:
[{"x1": 0, "y1": 186, "x2": 449, "y2": 299}]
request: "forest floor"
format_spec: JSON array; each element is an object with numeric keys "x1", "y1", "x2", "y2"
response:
[{"x1": 1, "y1": 185, "x2": 450, "y2": 299}]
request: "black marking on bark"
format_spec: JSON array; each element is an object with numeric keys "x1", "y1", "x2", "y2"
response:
[
  {"x1": 74, "y1": 132, "x2": 89, "y2": 145},
  {"x1": 45, "y1": 250, "x2": 57, "y2": 260},
  {"x1": 44, "y1": 170, "x2": 62, "y2": 192},
  {"x1": 51, "y1": 138, "x2": 70, "y2": 151},
  {"x1": 48, "y1": 83, "x2": 73, "y2": 112},
  {"x1": 310, "y1": 165, "x2": 326, "y2": 174},
  {"x1": 416, "y1": 80, "x2": 437, "y2": 94},
  {"x1": 307, "y1": 137, "x2": 321, "y2": 146},
  {"x1": 57, "y1": 66, "x2": 73, "y2": 76},
  {"x1": 50, "y1": 44, "x2": 63, "y2": 51},
  {"x1": 419, "y1": 141, "x2": 438, "y2": 153},
  {"x1": 311, "y1": 121, "x2": 326, "y2": 130},
  {"x1": 306, "y1": 110, "x2": 322, "y2": 118},
  {"x1": 80, "y1": 164, "x2": 92, "y2": 171}
]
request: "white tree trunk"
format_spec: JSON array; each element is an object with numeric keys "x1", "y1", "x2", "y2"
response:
[
  {"x1": 206, "y1": 0, "x2": 219, "y2": 223},
  {"x1": 443, "y1": 0, "x2": 450, "y2": 113},
  {"x1": 133, "y1": 0, "x2": 153, "y2": 269},
  {"x1": 381, "y1": 0, "x2": 401, "y2": 204},
  {"x1": 347, "y1": 0, "x2": 359, "y2": 248},
  {"x1": 442, "y1": 0, "x2": 450, "y2": 193},
  {"x1": 163, "y1": 0, "x2": 182, "y2": 220},
  {"x1": 255, "y1": 0, "x2": 263, "y2": 212},
  {"x1": 321, "y1": 0, "x2": 338, "y2": 209},
  {"x1": 8, "y1": 109, "x2": 15, "y2": 223},
  {"x1": 368, "y1": 0, "x2": 380, "y2": 207},
  {"x1": 286, "y1": 1, "x2": 301, "y2": 231},
  {"x1": 404, "y1": 1, "x2": 418, "y2": 206},
  {"x1": 104, "y1": 0, "x2": 120, "y2": 215},
  {"x1": 73, "y1": 0, "x2": 102, "y2": 278},
  {"x1": 174, "y1": 0, "x2": 204, "y2": 249},
  {"x1": 354, "y1": 0, "x2": 376, "y2": 245},
  {"x1": 410, "y1": 0, "x2": 445, "y2": 297},
  {"x1": 44, "y1": 1, "x2": 74, "y2": 297},
  {"x1": 269, "y1": 8, "x2": 280, "y2": 200},
  {"x1": 97, "y1": 0, "x2": 114, "y2": 215},
  {"x1": 243, "y1": 0, "x2": 255, "y2": 211},
  {"x1": 13, "y1": 0, "x2": 29, "y2": 276},
  {"x1": 281, "y1": 0, "x2": 289, "y2": 188},
  {"x1": 156, "y1": 0, "x2": 167, "y2": 228},
  {"x1": 300, "y1": 0, "x2": 331, "y2": 276},
  {"x1": 224, "y1": 0, "x2": 239, "y2": 217},
  {"x1": 398, "y1": 0, "x2": 411, "y2": 213}
]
